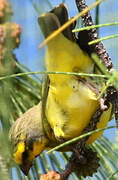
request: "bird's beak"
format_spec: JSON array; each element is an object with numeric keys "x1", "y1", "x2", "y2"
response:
[{"x1": 20, "y1": 162, "x2": 32, "y2": 176}]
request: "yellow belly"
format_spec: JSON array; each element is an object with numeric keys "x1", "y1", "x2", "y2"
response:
[{"x1": 45, "y1": 77, "x2": 112, "y2": 143}]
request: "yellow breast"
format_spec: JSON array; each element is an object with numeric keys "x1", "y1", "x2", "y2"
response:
[{"x1": 46, "y1": 78, "x2": 100, "y2": 140}]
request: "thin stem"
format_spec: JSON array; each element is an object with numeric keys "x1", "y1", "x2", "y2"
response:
[
  {"x1": 0, "y1": 71, "x2": 107, "y2": 81},
  {"x1": 72, "y1": 22, "x2": 118, "y2": 32},
  {"x1": 95, "y1": 0, "x2": 100, "y2": 34},
  {"x1": 89, "y1": 34, "x2": 118, "y2": 45}
]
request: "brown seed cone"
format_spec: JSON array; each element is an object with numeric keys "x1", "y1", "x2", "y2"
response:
[
  {"x1": 74, "y1": 147, "x2": 100, "y2": 177},
  {"x1": 60, "y1": 147, "x2": 100, "y2": 179}
]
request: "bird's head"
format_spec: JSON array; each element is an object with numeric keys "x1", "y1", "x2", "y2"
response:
[
  {"x1": 9, "y1": 104, "x2": 49, "y2": 175},
  {"x1": 13, "y1": 134, "x2": 48, "y2": 175}
]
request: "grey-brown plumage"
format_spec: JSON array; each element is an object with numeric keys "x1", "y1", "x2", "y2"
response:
[{"x1": 9, "y1": 103, "x2": 47, "y2": 147}]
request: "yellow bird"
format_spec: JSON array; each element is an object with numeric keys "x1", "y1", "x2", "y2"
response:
[{"x1": 9, "y1": 3, "x2": 112, "y2": 175}]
